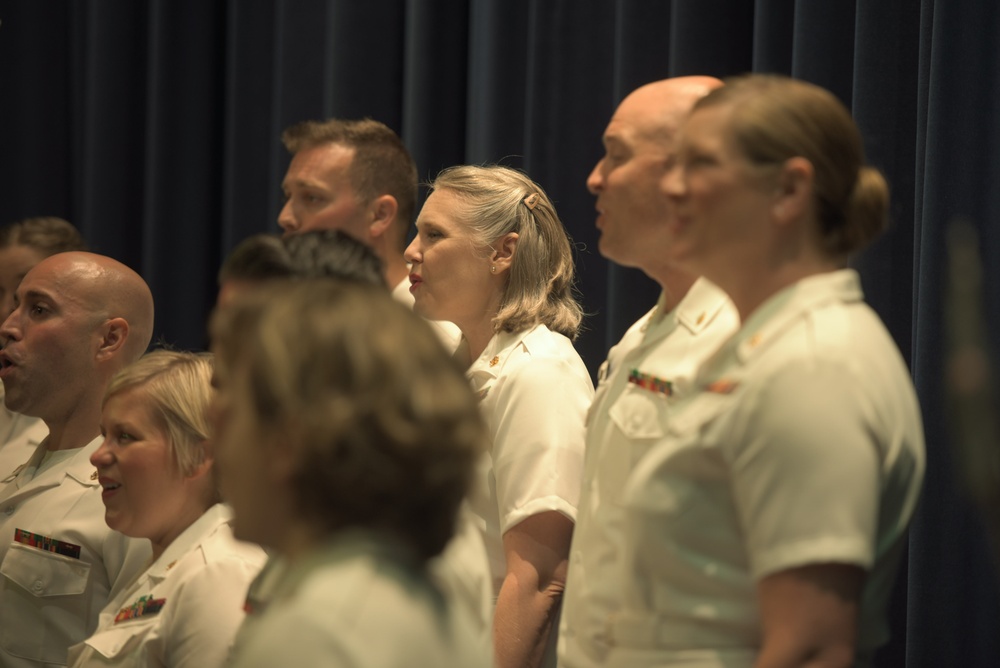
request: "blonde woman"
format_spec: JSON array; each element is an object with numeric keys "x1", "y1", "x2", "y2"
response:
[
  {"x1": 69, "y1": 351, "x2": 266, "y2": 668},
  {"x1": 405, "y1": 165, "x2": 593, "y2": 668}
]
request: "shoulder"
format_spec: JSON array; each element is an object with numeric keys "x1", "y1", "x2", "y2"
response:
[{"x1": 504, "y1": 325, "x2": 590, "y2": 382}]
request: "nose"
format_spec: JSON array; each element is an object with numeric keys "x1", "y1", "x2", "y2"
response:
[
  {"x1": 277, "y1": 199, "x2": 297, "y2": 234},
  {"x1": 586, "y1": 159, "x2": 604, "y2": 195},
  {"x1": 0, "y1": 307, "x2": 20, "y2": 344},
  {"x1": 661, "y1": 162, "x2": 685, "y2": 201},
  {"x1": 90, "y1": 438, "x2": 114, "y2": 468},
  {"x1": 403, "y1": 236, "x2": 421, "y2": 264}
]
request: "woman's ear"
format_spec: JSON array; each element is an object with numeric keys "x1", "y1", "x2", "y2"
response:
[
  {"x1": 491, "y1": 232, "x2": 519, "y2": 273},
  {"x1": 772, "y1": 157, "x2": 814, "y2": 225}
]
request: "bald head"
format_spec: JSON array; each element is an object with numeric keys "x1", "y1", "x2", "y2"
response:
[
  {"x1": 614, "y1": 76, "x2": 723, "y2": 145},
  {"x1": 27, "y1": 252, "x2": 154, "y2": 365},
  {"x1": 586, "y1": 76, "x2": 722, "y2": 287},
  {"x1": 0, "y1": 252, "x2": 154, "y2": 435}
]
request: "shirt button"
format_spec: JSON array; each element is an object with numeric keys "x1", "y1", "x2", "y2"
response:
[
  {"x1": 3, "y1": 506, "x2": 13, "y2": 516},
  {"x1": 32, "y1": 580, "x2": 44, "y2": 593}
]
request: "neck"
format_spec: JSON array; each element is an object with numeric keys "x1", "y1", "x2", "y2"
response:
[
  {"x1": 44, "y1": 395, "x2": 105, "y2": 452},
  {"x1": 721, "y1": 258, "x2": 839, "y2": 322},
  {"x1": 460, "y1": 321, "x2": 498, "y2": 365},
  {"x1": 648, "y1": 265, "x2": 699, "y2": 314},
  {"x1": 151, "y1": 497, "x2": 213, "y2": 562}
]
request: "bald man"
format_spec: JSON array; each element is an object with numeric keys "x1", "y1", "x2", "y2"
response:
[
  {"x1": 0, "y1": 252, "x2": 153, "y2": 667},
  {"x1": 557, "y1": 78, "x2": 740, "y2": 668}
]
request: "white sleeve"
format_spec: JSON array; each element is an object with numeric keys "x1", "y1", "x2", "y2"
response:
[
  {"x1": 727, "y1": 360, "x2": 881, "y2": 579},
  {"x1": 489, "y1": 354, "x2": 592, "y2": 534}
]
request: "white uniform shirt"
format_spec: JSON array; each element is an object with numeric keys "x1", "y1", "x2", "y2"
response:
[
  {"x1": 226, "y1": 531, "x2": 491, "y2": 668},
  {"x1": 608, "y1": 270, "x2": 925, "y2": 667},
  {"x1": 389, "y1": 276, "x2": 492, "y2": 639},
  {"x1": 558, "y1": 278, "x2": 738, "y2": 668},
  {"x1": 466, "y1": 323, "x2": 593, "y2": 591},
  {"x1": 0, "y1": 417, "x2": 47, "y2": 488},
  {"x1": 0, "y1": 436, "x2": 151, "y2": 667},
  {"x1": 67, "y1": 504, "x2": 265, "y2": 668}
]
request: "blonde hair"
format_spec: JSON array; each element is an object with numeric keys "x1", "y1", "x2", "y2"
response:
[
  {"x1": 429, "y1": 165, "x2": 583, "y2": 339},
  {"x1": 104, "y1": 350, "x2": 214, "y2": 476},
  {"x1": 211, "y1": 281, "x2": 485, "y2": 561},
  {"x1": 695, "y1": 74, "x2": 889, "y2": 258}
]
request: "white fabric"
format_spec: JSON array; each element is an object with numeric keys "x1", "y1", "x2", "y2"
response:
[
  {"x1": 607, "y1": 270, "x2": 925, "y2": 667},
  {"x1": 0, "y1": 436, "x2": 152, "y2": 667},
  {"x1": 391, "y1": 277, "x2": 462, "y2": 351},
  {"x1": 429, "y1": 503, "x2": 494, "y2": 636},
  {"x1": 226, "y1": 531, "x2": 491, "y2": 668},
  {"x1": 67, "y1": 504, "x2": 265, "y2": 668},
  {"x1": 0, "y1": 383, "x2": 47, "y2": 486},
  {"x1": 390, "y1": 275, "x2": 492, "y2": 643},
  {"x1": 466, "y1": 323, "x2": 593, "y2": 591},
  {"x1": 558, "y1": 278, "x2": 739, "y2": 668}
]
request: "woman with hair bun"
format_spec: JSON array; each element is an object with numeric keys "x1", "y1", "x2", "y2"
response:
[
  {"x1": 607, "y1": 75, "x2": 925, "y2": 667},
  {"x1": 405, "y1": 165, "x2": 593, "y2": 668}
]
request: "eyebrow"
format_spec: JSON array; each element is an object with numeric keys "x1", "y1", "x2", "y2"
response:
[{"x1": 17, "y1": 288, "x2": 54, "y2": 303}]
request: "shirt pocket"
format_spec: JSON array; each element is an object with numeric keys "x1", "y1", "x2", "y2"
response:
[
  {"x1": 82, "y1": 616, "x2": 159, "y2": 662},
  {"x1": 0, "y1": 542, "x2": 92, "y2": 664},
  {"x1": 603, "y1": 385, "x2": 672, "y2": 508}
]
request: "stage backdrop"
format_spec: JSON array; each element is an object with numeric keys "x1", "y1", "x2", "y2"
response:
[{"x1": 1, "y1": 1, "x2": 997, "y2": 665}]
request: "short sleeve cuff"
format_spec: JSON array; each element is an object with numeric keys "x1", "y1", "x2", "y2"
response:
[
  {"x1": 751, "y1": 535, "x2": 873, "y2": 580},
  {"x1": 500, "y1": 496, "x2": 577, "y2": 535}
]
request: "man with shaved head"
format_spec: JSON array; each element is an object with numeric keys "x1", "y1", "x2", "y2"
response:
[
  {"x1": 0, "y1": 252, "x2": 153, "y2": 667},
  {"x1": 557, "y1": 78, "x2": 740, "y2": 668}
]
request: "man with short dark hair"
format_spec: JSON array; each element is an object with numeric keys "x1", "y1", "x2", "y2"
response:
[
  {"x1": 0, "y1": 252, "x2": 153, "y2": 667},
  {"x1": 278, "y1": 118, "x2": 415, "y2": 295},
  {"x1": 277, "y1": 117, "x2": 460, "y2": 346}
]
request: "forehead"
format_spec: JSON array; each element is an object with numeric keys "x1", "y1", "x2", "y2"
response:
[
  {"x1": 285, "y1": 143, "x2": 357, "y2": 187},
  {"x1": 678, "y1": 104, "x2": 737, "y2": 152},
  {"x1": 17, "y1": 257, "x2": 93, "y2": 308},
  {"x1": 417, "y1": 189, "x2": 469, "y2": 225}
]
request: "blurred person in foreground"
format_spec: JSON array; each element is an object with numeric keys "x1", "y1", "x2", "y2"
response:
[
  {"x1": 211, "y1": 280, "x2": 490, "y2": 667},
  {"x1": 69, "y1": 350, "x2": 266, "y2": 667},
  {"x1": 405, "y1": 164, "x2": 593, "y2": 668},
  {"x1": 215, "y1": 230, "x2": 493, "y2": 638},
  {"x1": 605, "y1": 74, "x2": 925, "y2": 667}
]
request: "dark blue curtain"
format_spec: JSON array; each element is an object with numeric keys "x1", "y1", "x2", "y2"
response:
[{"x1": 1, "y1": 1, "x2": 997, "y2": 664}]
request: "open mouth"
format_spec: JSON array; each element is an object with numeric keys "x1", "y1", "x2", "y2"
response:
[{"x1": 99, "y1": 477, "x2": 122, "y2": 494}]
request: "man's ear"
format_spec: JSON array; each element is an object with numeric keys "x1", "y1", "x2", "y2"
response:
[
  {"x1": 369, "y1": 194, "x2": 399, "y2": 239},
  {"x1": 772, "y1": 157, "x2": 814, "y2": 225},
  {"x1": 96, "y1": 317, "x2": 129, "y2": 361},
  {"x1": 491, "y1": 232, "x2": 519, "y2": 274}
]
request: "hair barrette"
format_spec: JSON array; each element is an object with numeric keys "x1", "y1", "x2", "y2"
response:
[{"x1": 523, "y1": 193, "x2": 540, "y2": 210}]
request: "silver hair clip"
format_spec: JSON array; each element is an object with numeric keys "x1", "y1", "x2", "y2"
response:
[{"x1": 523, "y1": 193, "x2": 540, "y2": 211}]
